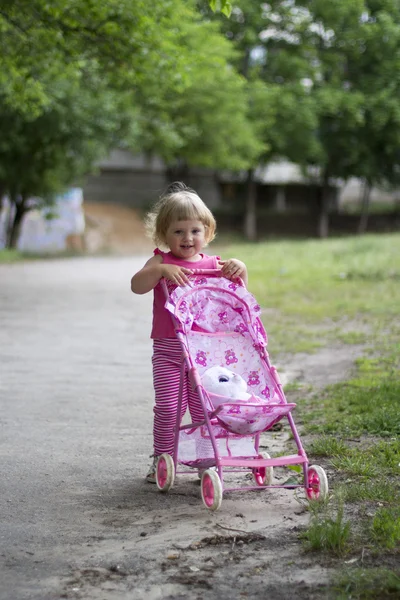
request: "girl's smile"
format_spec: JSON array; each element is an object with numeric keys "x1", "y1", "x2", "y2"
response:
[{"x1": 165, "y1": 219, "x2": 206, "y2": 261}]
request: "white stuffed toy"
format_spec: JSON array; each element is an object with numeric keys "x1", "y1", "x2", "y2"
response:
[
  {"x1": 201, "y1": 365, "x2": 283, "y2": 436},
  {"x1": 201, "y1": 366, "x2": 251, "y2": 401}
]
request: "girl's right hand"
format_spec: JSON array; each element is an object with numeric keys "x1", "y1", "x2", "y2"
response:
[{"x1": 160, "y1": 264, "x2": 192, "y2": 286}]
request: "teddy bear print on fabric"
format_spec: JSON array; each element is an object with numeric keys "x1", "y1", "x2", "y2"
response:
[
  {"x1": 195, "y1": 350, "x2": 208, "y2": 367},
  {"x1": 225, "y1": 349, "x2": 238, "y2": 366},
  {"x1": 218, "y1": 311, "x2": 228, "y2": 324},
  {"x1": 248, "y1": 371, "x2": 261, "y2": 386},
  {"x1": 261, "y1": 385, "x2": 271, "y2": 399}
]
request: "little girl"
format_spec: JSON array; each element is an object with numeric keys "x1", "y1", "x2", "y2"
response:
[{"x1": 131, "y1": 182, "x2": 248, "y2": 482}]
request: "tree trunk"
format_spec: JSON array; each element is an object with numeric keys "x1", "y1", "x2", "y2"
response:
[
  {"x1": 6, "y1": 194, "x2": 27, "y2": 249},
  {"x1": 244, "y1": 169, "x2": 257, "y2": 241},
  {"x1": 0, "y1": 183, "x2": 5, "y2": 212},
  {"x1": 317, "y1": 173, "x2": 330, "y2": 238},
  {"x1": 357, "y1": 179, "x2": 372, "y2": 234}
]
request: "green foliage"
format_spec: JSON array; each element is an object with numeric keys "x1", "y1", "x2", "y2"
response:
[
  {"x1": 370, "y1": 506, "x2": 400, "y2": 550},
  {"x1": 0, "y1": 249, "x2": 24, "y2": 263},
  {"x1": 335, "y1": 568, "x2": 400, "y2": 600},
  {"x1": 338, "y1": 479, "x2": 398, "y2": 504},
  {"x1": 307, "y1": 362, "x2": 400, "y2": 438},
  {"x1": 216, "y1": 233, "x2": 400, "y2": 332},
  {"x1": 209, "y1": 0, "x2": 232, "y2": 17},
  {"x1": 206, "y1": 0, "x2": 400, "y2": 232},
  {"x1": 0, "y1": 0, "x2": 263, "y2": 247},
  {"x1": 309, "y1": 436, "x2": 350, "y2": 458},
  {"x1": 351, "y1": 438, "x2": 399, "y2": 475},
  {"x1": 302, "y1": 499, "x2": 351, "y2": 556}
]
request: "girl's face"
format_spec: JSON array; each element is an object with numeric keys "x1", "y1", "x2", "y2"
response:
[{"x1": 165, "y1": 219, "x2": 206, "y2": 260}]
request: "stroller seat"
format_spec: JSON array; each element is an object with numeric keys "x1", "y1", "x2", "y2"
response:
[{"x1": 207, "y1": 391, "x2": 296, "y2": 435}]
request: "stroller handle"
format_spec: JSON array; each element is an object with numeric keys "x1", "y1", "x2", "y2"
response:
[
  {"x1": 189, "y1": 268, "x2": 223, "y2": 276},
  {"x1": 189, "y1": 268, "x2": 245, "y2": 286}
]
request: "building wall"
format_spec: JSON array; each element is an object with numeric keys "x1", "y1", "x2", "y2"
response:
[
  {"x1": 82, "y1": 150, "x2": 399, "y2": 213},
  {"x1": 82, "y1": 149, "x2": 222, "y2": 209}
]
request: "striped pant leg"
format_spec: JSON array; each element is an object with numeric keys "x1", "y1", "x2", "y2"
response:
[
  {"x1": 152, "y1": 339, "x2": 188, "y2": 456},
  {"x1": 188, "y1": 376, "x2": 206, "y2": 425}
]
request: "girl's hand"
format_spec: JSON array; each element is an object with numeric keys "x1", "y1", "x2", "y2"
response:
[
  {"x1": 160, "y1": 264, "x2": 192, "y2": 286},
  {"x1": 218, "y1": 259, "x2": 247, "y2": 284}
]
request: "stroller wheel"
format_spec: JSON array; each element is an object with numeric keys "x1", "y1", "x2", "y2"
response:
[
  {"x1": 156, "y1": 454, "x2": 175, "y2": 492},
  {"x1": 201, "y1": 469, "x2": 223, "y2": 511},
  {"x1": 253, "y1": 453, "x2": 273, "y2": 486},
  {"x1": 306, "y1": 465, "x2": 328, "y2": 502}
]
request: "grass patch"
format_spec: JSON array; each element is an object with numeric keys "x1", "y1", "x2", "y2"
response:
[
  {"x1": 0, "y1": 249, "x2": 24, "y2": 263},
  {"x1": 337, "y1": 480, "x2": 398, "y2": 504},
  {"x1": 302, "y1": 499, "x2": 351, "y2": 557},
  {"x1": 304, "y1": 349, "x2": 400, "y2": 438},
  {"x1": 214, "y1": 233, "x2": 400, "y2": 321},
  {"x1": 213, "y1": 233, "x2": 400, "y2": 353},
  {"x1": 329, "y1": 439, "x2": 400, "y2": 478},
  {"x1": 309, "y1": 436, "x2": 350, "y2": 458},
  {"x1": 0, "y1": 248, "x2": 86, "y2": 263},
  {"x1": 335, "y1": 568, "x2": 400, "y2": 599},
  {"x1": 370, "y1": 506, "x2": 400, "y2": 550},
  {"x1": 336, "y1": 331, "x2": 369, "y2": 345},
  {"x1": 303, "y1": 350, "x2": 400, "y2": 555}
]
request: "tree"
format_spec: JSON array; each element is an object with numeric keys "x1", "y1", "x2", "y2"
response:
[
  {"x1": 0, "y1": 0, "x2": 263, "y2": 247},
  {"x1": 206, "y1": 0, "x2": 400, "y2": 237},
  {"x1": 134, "y1": 14, "x2": 264, "y2": 175},
  {"x1": 0, "y1": 77, "x2": 133, "y2": 247},
  {"x1": 199, "y1": 0, "x2": 321, "y2": 239},
  {"x1": 0, "y1": 0, "x2": 192, "y2": 118}
]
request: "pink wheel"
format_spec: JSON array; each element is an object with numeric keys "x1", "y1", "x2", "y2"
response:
[
  {"x1": 253, "y1": 452, "x2": 273, "y2": 486},
  {"x1": 306, "y1": 465, "x2": 328, "y2": 502},
  {"x1": 201, "y1": 469, "x2": 222, "y2": 511},
  {"x1": 156, "y1": 454, "x2": 175, "y2": 492}
]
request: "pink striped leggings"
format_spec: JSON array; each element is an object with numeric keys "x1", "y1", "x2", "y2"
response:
[{"x1": 152, "y1": 338, "x2": 204, "y2": 456}]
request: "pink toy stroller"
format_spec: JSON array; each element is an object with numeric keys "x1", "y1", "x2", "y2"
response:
[{"x1": 154, "y1": 270, "x2": 328, "y2": 511}]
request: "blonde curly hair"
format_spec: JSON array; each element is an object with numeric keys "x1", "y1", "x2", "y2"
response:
[{"x1": 145, "y1": 182, "x2": 217, "y2": 248}]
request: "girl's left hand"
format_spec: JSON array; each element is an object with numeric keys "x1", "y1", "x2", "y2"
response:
[{"x1": 218, "y1": 259, "x2": 247, "y2": 283}]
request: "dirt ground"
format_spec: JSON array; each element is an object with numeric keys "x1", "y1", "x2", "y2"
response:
[
  {"x1": 82, "y1": 202, "x2": 153, "y2": 255},
  {"x1": 0, "y1": 204, "x2": 371, "y2": 600}
]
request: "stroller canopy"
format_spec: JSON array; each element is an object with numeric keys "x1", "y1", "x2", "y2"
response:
[{"x1": 165, "y1": 275, "x2": 268, "y2": 349}]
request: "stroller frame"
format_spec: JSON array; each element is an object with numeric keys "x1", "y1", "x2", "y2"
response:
[{"x1": 155, "y1": 269, "x2": 328, "y2": 510}]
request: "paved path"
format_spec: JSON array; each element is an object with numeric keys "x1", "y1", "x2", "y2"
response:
[
  {"x1": 0, "y1": 256, "x2": 337, "y2": 600},
  {"x1": 0, "y1": 256, "x2": 154, "y2": 599}
]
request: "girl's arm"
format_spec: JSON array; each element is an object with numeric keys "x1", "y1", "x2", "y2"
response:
[
  {"x1": 131, "y1": 254, "x2": 193, "y2": 294},
  {"x1": 218, "y1": 258, "x2": 248, "y2": 287}
]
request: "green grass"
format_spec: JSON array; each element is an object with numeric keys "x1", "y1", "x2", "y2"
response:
[
  {"x1": 302, "y1": 349, "x2": 400, "y2": 559},
  {"x1": 212, "y1": 233, "x2": 400, "y2": 353},
  {"x1": 304, "y1": 352, "x2": 400, "y2": 438},
  {"x1": 337, "y1": 480, "x2": 398, "y2": 503},
  {"x1": 0, "y1": 248, "x2": 85, "y2": 263},
  {"x1": 370, "y1": 507, "x2": 400, "y2": 550},
  {"x1": 335, "y1": 568, "x2": 400, "y2": 599},
  {"x1": 0, "y1": 249, "x2": 24, "y2": 263},
  {"x1": 214, "y1": 233, "x2": 400, "y2": 318},
  {"x1": 301, "y1": 498, "x2": 351, "y2": 557}
]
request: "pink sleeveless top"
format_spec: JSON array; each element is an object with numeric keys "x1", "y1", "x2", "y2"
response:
[{"x1": 151, "y1": 249, "x2": 219, "y2": 338}]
